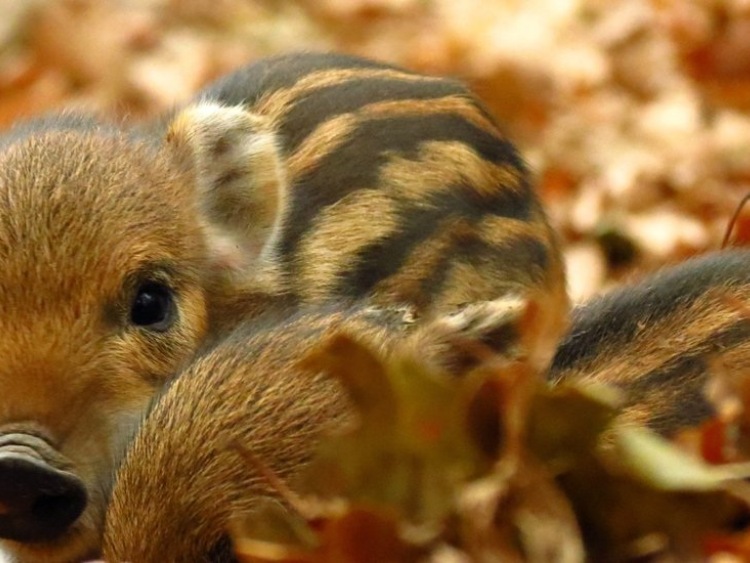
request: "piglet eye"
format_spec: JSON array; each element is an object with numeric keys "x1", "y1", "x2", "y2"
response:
[{"x1": 130, "y1": 282, "x2": 174, "y2": 331}]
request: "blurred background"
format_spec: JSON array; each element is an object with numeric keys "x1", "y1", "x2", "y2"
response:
[{"x1": 3, "y1": 0, "x2": 750, "y2": 302}]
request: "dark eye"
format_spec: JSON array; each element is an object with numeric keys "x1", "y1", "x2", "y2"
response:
[{"x1": 130, "y1": 282, "x2": 175, "y2": 331}]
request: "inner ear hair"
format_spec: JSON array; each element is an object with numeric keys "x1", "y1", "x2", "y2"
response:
[
  {"x1": 403, "y1": 296, "x2": 532, "y2": 376},
  {"x1": 167, "y1": 101, "x2": 288, "y2": 278}
]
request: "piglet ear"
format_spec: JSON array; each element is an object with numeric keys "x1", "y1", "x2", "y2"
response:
[
  {"x1": 409, "y1": 294, "x2": 560, "y2": 376},
  {"x1": 166, "y1": 102, "x2": 287, "y2": 281}
]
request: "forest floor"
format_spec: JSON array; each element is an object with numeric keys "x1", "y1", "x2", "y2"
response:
[{"x1": 4, "y1": 0, "x2": 750, "y2": 300}]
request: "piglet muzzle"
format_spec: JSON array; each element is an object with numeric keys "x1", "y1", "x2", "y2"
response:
[{"x1": 0, "y1": 434, "x2": 86, "y2": 543}]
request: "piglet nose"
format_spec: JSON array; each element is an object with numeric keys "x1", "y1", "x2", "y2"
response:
[{"x1": 0, "y1": 452, "x2": 86, "y2": 542}]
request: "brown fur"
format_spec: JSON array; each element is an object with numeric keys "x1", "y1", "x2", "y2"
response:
[
  {"x1": 182, "y1": 52, "x2": 568, "y2": 330},
  {"x1": 102, "y1": 299, "x2": 535, "y2": 562},
  {"x1": 0, "y1": 128, "x2": 220, "y2": 562},
  {"x1": 549, "y1": 250, "x2": 750, "y2": 436},
  {"x1": 0, "y1": 52, "x2": 567, "y2": 562},
  {"x1": 0, "y1": 112, "x2": 288, "y2": 562},
  {"x1": 253, "y1": 66, "x2": 446, "y2": 124},
  {"x1": 284, "y1": 97, "x2": 501, "y2": 179}
]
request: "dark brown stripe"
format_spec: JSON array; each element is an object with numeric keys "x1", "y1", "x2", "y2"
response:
[
  {"x1": 199, "y1": 52, "x2": 408, "y2": 109},
  {"x1": 279, "y1": 112, "x2": 527, "y2": 265},
  {"x1": 550, "y1": 250, "x2": 750, "y2": 376},
  {"x1": 287, "y1": 96, "x2": 504, "y2": 180},
  {"x1": 266, "y1": 75, "x2": 473, "y2": 152}
]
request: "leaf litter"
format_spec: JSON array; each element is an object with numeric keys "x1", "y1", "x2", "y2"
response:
[{"x1": 231, "y1": 299, "x2": 750, "y2": 562}]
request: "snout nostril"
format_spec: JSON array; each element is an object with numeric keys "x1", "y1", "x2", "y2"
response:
[
  {"x1": 32, "y1": 491, "x2": 85, "y2": 527},
  {"x1": 0, "y1": 453, "x2": 87, "y2": 543}
]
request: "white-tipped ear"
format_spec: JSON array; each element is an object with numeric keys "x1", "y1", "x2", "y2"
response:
[
  {"x1": 167, "y1": 102, "x2": 287, "y2": 278},
  {"x1": 407, "y1": 294, "x2": 556, "y2": 376}
]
